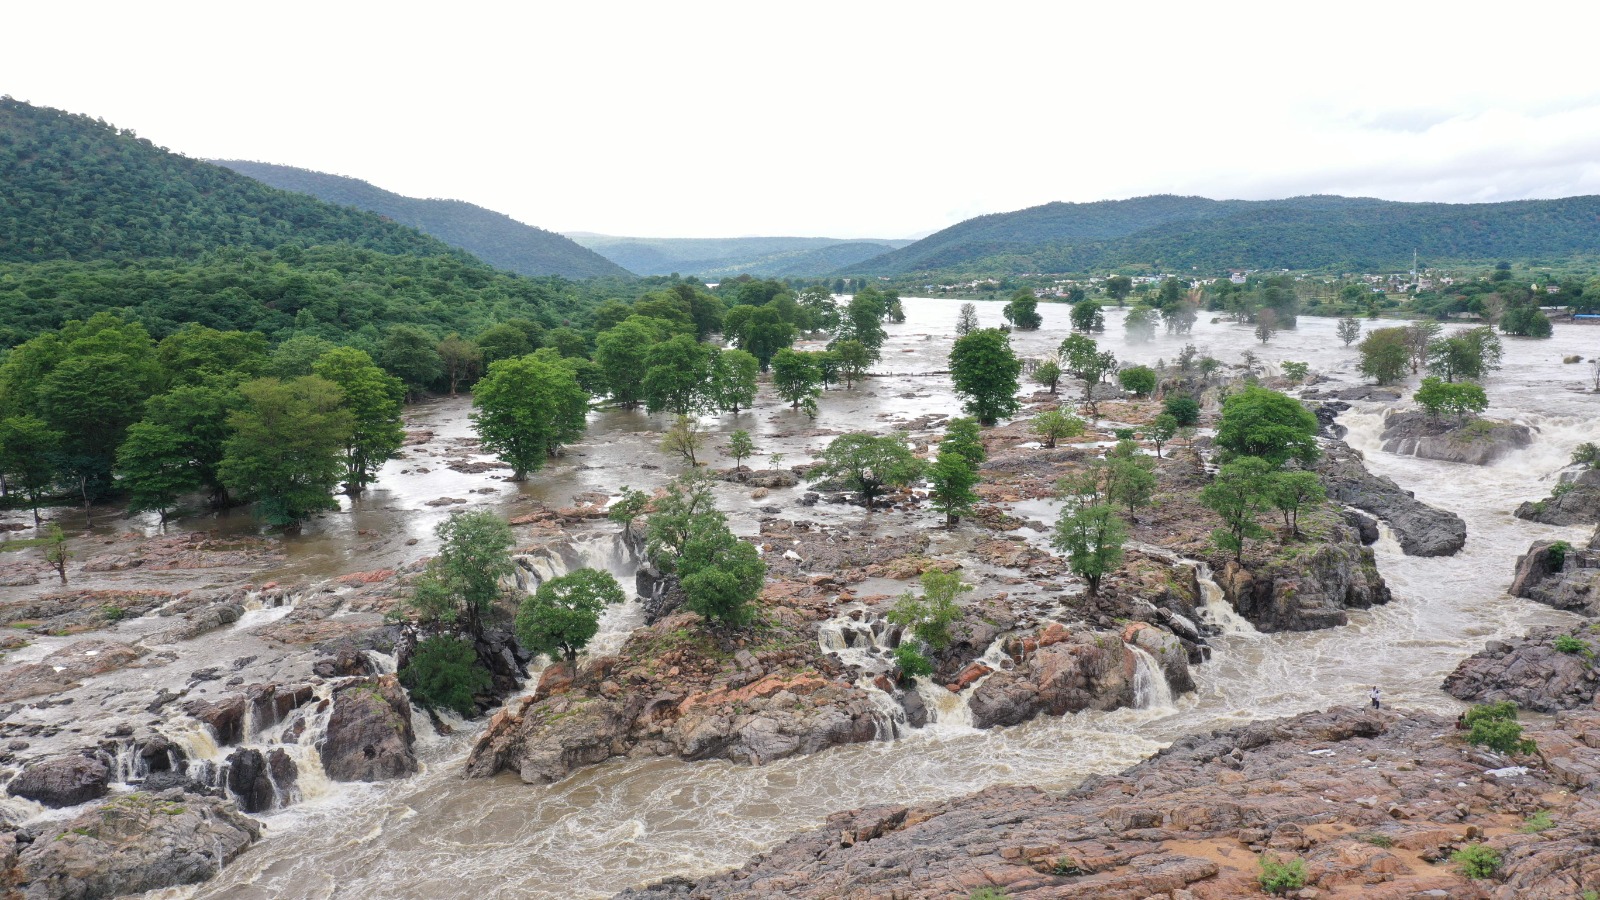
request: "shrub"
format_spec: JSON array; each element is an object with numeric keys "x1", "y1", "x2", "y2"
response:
[
  {"x1": 1051, "y1": 857, "x2": 1088, "y2": 876},
  {"x1": 968, "y1": 890, "x2": 1009, "y2": 900},
  {"x1": 1554, "y1": 634, "x2": 1585, "y2": 654},
  {"x1": 101, "y1": 605, "x2": 126, "y2": 623},
  {"x1": 1163, "y1": 394, "x2": 1201, "y2": 427},
  {"x1": 1574, "y1": 442, "x2": 1600, "y2": 468},
  {"x1": 1113, "y1": 428, "x2": 1136, "y2": 440},
  {"x1": 893, "y1": 644, "x2": 933, "y2": 681},
  {"x1": 1414, "y1": 376, "x2": 1488, "y2": 419},
  {"x1": 1463, "y1": 701, "x2": 1537, "y2": 754},
  {"x1": 399, "y1": 635, "x2": 491, "y2": 718},
  {"x1": 1256, "y1": 854, "x2": 1307, "y2": 895},
  {"x1": 1451, "y1": 843, "x2": 1501, "y2": 879},
  {"x1": 1520, "y1": 810, "x2": 1554, "y2": 833},
  {"x1": 1117, "y1": 365, "x2": 1157, "y2": 397},
  {"x1": 1548, "y1": 540, "x2": 1572, "y2": 571},
  {"x1": 1281, "y1": 361, "x2": 1310, "y2": 383}
]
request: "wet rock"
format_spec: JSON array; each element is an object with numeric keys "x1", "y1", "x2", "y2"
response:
[
  {"x1": 636, "y1": 566, "x2": 686, "y2": 625},
  {"x1": 1444, "y1": 625, "x2": 1600, "y2": 712},
  {"x1": 1215, "y1": 520, "x2": 1391, "y2": 632},
  {"x1": 1379, "y1": 409, "x2": 1533, "y2": 466},
  {"x1": 312, "y1": 641, "x2": 377, "y2": 678},
  {"x1": 225, "y1": 748, "x2": 278, "y2": 814},
  {"x1": 1509, "y1": 533, "x2": 1600, "y2": 617},
  {"x1": 7, "y1": 755, "x2": 110, "y2": 808},
  {"x1": 1315, "y1": 440, "x2": 1466, "y2": 557},
  {"x1": 1303, "y1": 384, "x2": 1402, "y2": 402},
  {"x1": 1125, "y1": 621, "x2": 1196, "y2": 694},
  {"x1": 899, "y1": 687, "x2": 928, "y2": 728},
  {"x1": 0, "y1": 640, "x2": 145, "y2": 704},
  {"x1": 182, "y1": 695, "x2": 249, "y2": 746},
  {"x1": 10, "y1": 789, "x2": 260, "y2": 899},
  {"x1": 1515, "y1": 466, "x2": 1600, "y2": 526},
  {"x1": 969, "y1": 631, "x2": 1135, "y2": 728},
  {"x1": 320, "y1": 675, "x2": 417, "y2": 782},
  {"x1": 1342, "y1": 508, "x2": 1380, "y2": 545}
]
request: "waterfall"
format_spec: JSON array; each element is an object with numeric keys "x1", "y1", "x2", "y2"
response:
[
  {"x1": 1127, "y1": 645, "x2": 1175, "y2": 710},
  {"x1": 814, "y1": 609, "x2": 897, "y2": 671},
  {"x1": 856, "y1": 677, "x2": 907, "y2": 741},
  {"x1": 913, "y1": 677, "x2": 974, "y2": 731},
  {"x1": 514, "y1": 531, "x2": 646, "y2": 661},
  {"x1": 1193, "y1": 562, "x2": 1257, "y2": 635}
]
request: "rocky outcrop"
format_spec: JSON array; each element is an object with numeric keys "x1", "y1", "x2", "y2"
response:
[
  {"x1": 5, "y1": 790, "x2": 260, "y2": 899},
  {"x1": 970, "y1": 630, "x2": 1133, "y2": 728},
  {"x1": 1515, "y1": 467, "x2": 1600, "y2": 525},
  {"x1": 1213, "y1": 521, "x2": 1391, "y2": 632},
  {"x1": 319, "y1": 675, "x2": 417, "y2": 782},
  {"x1": 224, "y1": 747, "x2": 297, "y2": 813},
  {"x1": 1316, "y1": 440, "x2": 1467, "y2": 556},
  {"x1": 618, "y1": 707, "x2": 1600, "y2": 899},
  {"x1": 0, "y1": 641, "x2": 145, "y2": 704},
  {"x1": 1508, "y1": 531, "x2": 1600, "y2": 617},
  {"x1": 1380, "y1": 409, "x2": 1533, "y2": 466},
  {"x1": 6, "y1": 756, "x2": 109, "y2": 808},
  {"x1": 1444, "y1": 625, "x2": 1600, "y2": 712}
]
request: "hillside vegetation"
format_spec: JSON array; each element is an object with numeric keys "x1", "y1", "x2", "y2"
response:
[
  {"x1": 854, "y1": 194, "x2": 1600, "y2": 276},
  {"x1": 214, "y1": 160, "x2": 631, "y2": 279},
  {"x1": 569, "y1": 233, "x2": 910, "y2": 278},
  {"x1": 0, "y1": 98, "x2": 460, "y2": 263}
]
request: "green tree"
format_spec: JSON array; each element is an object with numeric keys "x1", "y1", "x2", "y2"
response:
[
  {"x1": 265, "y1": 334, "x2": 338, "y2": 378},
  {"x1": 408, "y1": 510, "x2": 515, "y2": 638},
  {"x1": 643, "y1": 335, "x2": 715, "y2": 415},
  {"x1": 1214, "y1": 386, "x2": 1319, "y2": 467},
  {"x1": 709, "y1": 349, "x2": 759, "y2": 413},
  {"x1": 218, "y1": 376, "x2": 353, "y2": 526},
  {"x1": 726, "y1": 430, "x2": 756, "y2": 473},
  {"x1": 142, "y1": 378, "x2": 243, "y2": 507},
  {"x1": 1103, "y1": 275, "x2": 1133, "y2": 305},
  {"x1": 475, "y1": 320, "x2": 542, "y2": 366},
  {"x1": 1030, "y1": 409, "x2": 1086, "y2": 449},
  {"x1": 1253, "y1": 308, "x2": 1278, "y2": 344},
  {"x1": 515, "y1": 568, "x2": 627, "y2": 664},
  {"x1": 723, "y1": 305, "x2": 797, "y2": 370},
  {"x1": 436, "y1": 334, "x2": 482, "y2": 395},
  {"x1": 942, "y1": 417, "x2": 987, "y2": 468},
  {"x1": 810, "y1": 432, "x2": 925, "y2": 508},
  {"x1": 1162, "y1": 394, "x2": 1200, "y2": 428},
  {"x1": 1070, "y1": 299, "x2": 1105, "y2": 332},
  {"x1": 471, "y1": 355, "x2": 589, "y2": 480},
  {"x1": 1002, "y1": 290, "x2": 1043, "y2": 330},
  {"x1": 1268, "y1": 470, "x2": 1325, "y2": 536},
  {"x1": 832, "y1": 339, "x2": 872, "y2": 388},
  {"x1": 1032, "y1": 358, "x2": 1063, "y2": 395},
  {"x1": 797, "y1": 284, "x2": 840, "y2": 331},
  {"x1": 1402, "y1": 322, "x2": 1441, "y2": 374},
  {"x1": 1414, "y1": 376, "x2": 1488, "y2": 420},
  {"x1": 949, "y1": 328, "x2": 1022, "y2": 425},
  {"x1": 1118, "y1": 365, "x2": 1157, "y2": 398},
  {"x1": 928, "y1": 437, "x2": 981, "y2": 526},
  {"x1": 644, "y1": 470, "x2": 723, "y2": 574},
  {"x1": 839, "y1": 288, "x2": 889, "y2": 354},
  {"x1": 1105, "y1": 444, "x2": 1157, "y2": 518},
  {"x1": 377, "y1": 325, "x2": 443, "y2": 400},
  {"x1": 0, "y1": 416, "x2": 62, "y2": 524},
  {"x1": 771, "y1": 349, "x2": 822, "y2": 408},
  {"x1": 888, "y1": 570, "x2": 971, "y2": 649},
  {"x1": 313, "y1": 347, "x2": 406, "y2": 495},
  {"x1": 400, "y1": 636, "x2": 492, "y2": 718},
  {"x1": 1061, "y1": 334, "x2": 1117, "y2": 417},
  {"x1": 1499, "y1": 300, "x2": 1552, "y2": 338},
  {"x1": 678, "y1": 526, "x2": 766, "y2": 628},
  {"x1": 1358, "y1": 327, "x2": 1410, "y2": 385},
  {"x1": 1428, "y1": 327, "x2": 1503, "y2": 382},
  {"x1": 1200, "y1": 456, "x2": 1276, "y2": 561},
  {"x1": 594, "y1": 318, "x2": 665, "y2": 408},
  {"x1": 115, "y1": 422, "x2": 197, "y2": 522},
  {"x1": 1051, "y1": 501, "x2": 1127, "y2": 596},
  {"x1": 156, "y1": 325, "x2": 268, "y2": 387},
  {"x1": 1124, "y1": 306, "x2": 1157, "y2": 342},
  {"x1": 660, "y1": 415, "x2": 707, "y2": 468},
  {"x1": 1336, "y1": 317, "x2": 1362, "y2": 347},
  {"x1": 542, "y1": 327, "x2": 590, "y2": 359},
  {"x1": 44, "y1": 523, "x2": 71, "y2": 584},
  {"x1": 1463, "y1": 701, "x2": 1536, "y2": 754},
  {"x1": 1149, "y1": 413, "x2": 1178, "y2": 459}
]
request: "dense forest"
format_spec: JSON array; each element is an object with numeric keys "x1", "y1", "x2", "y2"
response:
[
  {"x1": 213, "y1": 161, "x2": 631, "y2": 280},
  {"x1": 568, "y1": 234, "x2": 910, "y2": 278},
  {"x1": 854, "y1": 194, "x2": 1600, "y2": 276},
  {"x1": 0, "y1": 98, "x2": 465, "y2": 263}
]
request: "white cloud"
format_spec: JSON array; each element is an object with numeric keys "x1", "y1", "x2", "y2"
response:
[{"x1": 6, "y1": 1, "x2": 1600, "y2": 238}]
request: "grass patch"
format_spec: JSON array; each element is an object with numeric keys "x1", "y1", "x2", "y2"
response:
[
  {"x1": 1520, "y1": 810, "x2": 1554, "y2": 833},
  {"x1": 1355, "y1": 832, "x2": 1394, "y2": 848},
  {"x1": 1451, "y1": 843, "x2": 1501, "y2": 879}
]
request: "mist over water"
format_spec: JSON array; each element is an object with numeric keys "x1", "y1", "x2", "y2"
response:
[{"x1": 152, "y1": 300, "x2": 1597, "y2": 900}]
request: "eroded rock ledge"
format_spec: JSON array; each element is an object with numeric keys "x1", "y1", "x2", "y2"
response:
[
  {"x1": 617, "y1": 707, "x2": 1600, "y2": 899},
  {"x1": 1314, "y1": 439, "x2": 1467, "y2": 557}
]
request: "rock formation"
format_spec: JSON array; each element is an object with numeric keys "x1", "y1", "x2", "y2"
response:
[
  {"x1": 1315, "y1": 440, "x2": 1467, "y2": 556},
  {"x1": 1379, "y1": 409, "x2": 1533, "y2": 466},
  {"x1": 319, "y1": 675, "x2": 417, "y2": 782},
  {"x1": 1444, "y1": 625, "x2": 1600, "y2": 712},
  {"x1": 1508, "y1": 529, "x2": 1600, "y2": 617},
  {"x1": 1515, "y1": 467, "x2": 1600, "y2": 526}
]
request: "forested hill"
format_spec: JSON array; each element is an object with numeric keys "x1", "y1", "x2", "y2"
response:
[
  {"x1": 568, "y1": 233, "x2": 911, "y2": 278},
  {"x1": 0, "y1": 98, "x2": 465, "y2": 263},
  {"x1": 852, "y1": 194, "x2": 1600, "y2": 276},
  {"x1": 214, "y1": 160, "x2": 632, "y2": 279}
]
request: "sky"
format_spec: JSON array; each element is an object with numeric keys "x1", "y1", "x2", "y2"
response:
[{"x1": 7, "y1": 1, "x2": 1600, "y2": 240}]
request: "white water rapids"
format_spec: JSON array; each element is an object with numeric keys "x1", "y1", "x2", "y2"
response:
[{"x1": 149, "y1": 302, "x2": 1595, "y2": 900}]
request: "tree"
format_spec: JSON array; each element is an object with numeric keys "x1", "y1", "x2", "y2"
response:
[
  {"x1": 1337, "y1": 317, "x2": 1363, "y2": 347},
  {"x1": 1124, "y1": 306, "x2": 1157, "y2": 342},
  {"x1": 1002, "y1": 290, "x2": 1043, "y2": 330},
  {"x1": 710, "y1": 349, "x2": 760, "y2": 413},
  {"x1": 1030, "y1": 409, "x2": 1086, "y2": 448},
  {"x1": 156, "y1": 325, "x2": 267, "y2": 387},
  {"x1": 1163, "y1": 394, "x2": 1200, "y2": 428},
  {"x1": 1428, "y1": 327, "x2": 1502, "y2": 382},
  {"x1": 1149, "y1": 413, "x2": 1178, "y2": 458},
  {"x1": 1402, "y1": 322, "x2": 1441, "y2": 374},
  {"x1": 1358, "y1": 327, "x2": 1411, "y2": 385},
  {"x1": 265, "y1": 334, "x2": 337, "y2": 378},
  {"x1": 1214, "y1": 386, "x2": 1319, "y2": 468},
  {"x1": 1032, "y1": 358, "x2": 1063, "y2": 394},
  {"x1": 949, "y1": 329, "x2": 1022, "y2": 425},
  {"x1": 1253, "y1": 308, "x2": 1278, "y2": 344},
  {"x1": 942, "y1": 417, "x2": 986, "y2": 467},
  {"x1": 771, "y1": 349, "x2": 822, "y2": 408},
  {"x1": 955, "y1": 303, "x2": 980, "y2": 336},
  {"x1": 1103, "y1": 275, "x2": 1134, "y2": 305},
  {"x1": 797, "y1": 284, "x2": 840, "y2": 331},
  {"x1": 142, "y1": 378, "x2": 243, "y2": 508},
  {"x1": 1280, "y1": 361, "x2": 1310, "y2": 384},
  {"x1": 1118, "y1": 366, "x2": 1157, "y2": 398},
  {"x1": 928, "y1": 438, "x2": 980, "y2": 526},
  {"x1": 1051, "y1": 502, "x2": 1127, "y2": 596},
  {"x1": 0, "y1": 416, "x2": 62, "y2": 524},
  {"x1": 1061, "y1": 334, "x2": 1117, "y2": 417},
  {"x1": 471, "y1": 355, "x2": 589, "y2": 480},
  {"x1": 678, "y1": 528, "x2": 765, "y2": 628},
  {"x1": 1071, "y1": 300, "x2": 1105, "y2": 332},
  {"x1": 1200, "y1": 456, "x2": 1276, "y2": 561},
  {"x1": 1414, "y1": 376, "x2": 1488, "y2": 420},
  {"x1": 1499, "y1": 301, "x2": 1552, "y2": 338},
  {"x1": 436, "y1": 334, "x2": 481, "y2": 395},
  {"x1": 725, "y1": 305, "x2": 797, "y2": 370},
  {"x1": 887, "y1": 570, "x2": 970, "y2": 649},
  {"x1": 377, "y1": 325, "x2": 442, "y2": 400},
  {"x1": 399, "y1": 636, "x2": 491, "y2": 718},
  {"x1": 660, "y1": 415, "x2": 707, "y2": 468},
  {"x1": 475, "y1": 320, "x2": 541, "y2": 366},
  {"x1": 115, "y1": 422, "x2": 196, "y2": 523},
  {"x1": 313, "y1": 347, "x2": 406, "y2": 495},
  {"x1": 643, "y1": 335, "x2": 716, "y2": 415},
  {"x1": 44, "y1": 524, "x2": 70, "y2": 584},
  {"x1": 726, "y1": 430, "x2": 756, "y2": 473},
  {"x1": 643, "y1": 470, "x2": 723, "y2": 573},
  {"x1": 407, "y1": 510, "x2": 514, "y2": 638},
  {"x1": 515, "y1": 568, "x2": 627, "y2": 664},
  {"x1": 1105, "y1": 445, "x2": 1157, "y2": 518},
  {"x1": 218, "y1": 376, "x2": 353, "y2": 527},
  {"x1": 833, "y1": 340, "x2": 872, "y2": 388},
  {"x1": 810, "y1": 433, "x2": 925, "y2": 508},
  {"x1": 1268, "y1": 470, "x2": 1325, "y2": 536},
  {"x1": 594, "y1": 318, "x2": 665, "y2": 408}
]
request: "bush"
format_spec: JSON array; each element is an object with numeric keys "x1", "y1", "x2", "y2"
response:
[
  {"x1": 893, "y1": 643, "x2": 933, "y2": 681},
  {"x1": 1281, "y1": 361, "x2": 1309, "y2": 383},
  {"x1": 399, "y1": 635, "x2": 491, "y2": 718},
  {"x1": 1451, "y1": 843, "x2": 1501, "y2": 879},
  {"x1": 1163, "y1": 394, "x2": 1201, "y2": 427},
  {"x1": 1414, "y1": 376, "x2": 1488, "y2": 419},
  {"x1": 1554, "y1": 633, "x2": 1586, "y2": 654},
  {"x1": 1520, "y1": 810, "x2": 1554, "y2": 833},
  {"x1": 968, "y1": 890, "x2": 1009, "y2": 900},
  {"x1": 1574, "y1": 442, "x2": 1600, "y2": 468},
  {"x1": 1256, "y1": 854, "x2": 1307, "y2": 895},
  {"x1": 1117, "y1": 365, "x2": 1157, "y2": 397},
  {"x1": 1356, "y1": 832, "x2": 1394, "y2": 848},
  {"x1": 1463, "y1": 701, "x2": 1536, "y2": 754},
  {"x1": 1548, "y1": 540, "x2": 1572, "y2": 571}
]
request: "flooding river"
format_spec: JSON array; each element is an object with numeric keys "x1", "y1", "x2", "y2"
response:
[{"x1": 143, "y1": 299, "x2": 1593, "y2": 899}]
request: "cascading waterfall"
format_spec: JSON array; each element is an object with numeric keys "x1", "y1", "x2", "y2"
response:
[
  {"x1": 1193, "y1": 562, "x2": 1257, "y2": 635},
  {"x1": 816, "y1": 609, "x2": 906, "y2": 739},
  {"x1": 514, "y1": 530, "x2": 645, "y2": 659},
  {"x1": 1127, "y1": 645, "x2": 1175, "y2": 710},
  {"x1": 913, "y1": 677, "x2": 975, "y2": 731}
]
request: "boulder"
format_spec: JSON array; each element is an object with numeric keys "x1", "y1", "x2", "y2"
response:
[
  {"x1": 969, "y1": 632, "x2": 1133, "y2": 729},
  {"x1": 7, "y1": 756, "x2": 110, "y2": 808},
  {"x1": 223, "y1": 747, "x2": 296, "y2": 814},
  {"x1": 1509, "y1": 533, "x2": 1600, "y2": 617},
  {"x1": 1215, "y1": 521, "x2": 1391, "y2": 632},
  {"x1": 1379, "y1": 409, "x2": 1533, "y2": 466},
  {"x1": 1315, "y1": 440, "x2": 1466, "y2": 557},
  {"x1": 319, "y1": 675, "x2": 417, "y2": 782},
  {"x1": 1515, "y1": 467, "x2": 1600, "y2": 526},
  {"x1": 1443, "y1": 626, "x2": 1600, "y2": 712}
]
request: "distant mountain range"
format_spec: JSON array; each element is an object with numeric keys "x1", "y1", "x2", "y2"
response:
[
  {"x1": 213, "y1": 160, "x2": 630, "y2": 279},
  {"x1": 853, "y1": 194, "x2": 1600, "y2": 276},
  {"x1": 566, "y1": 234, "x2": 913, "y2": 278}
]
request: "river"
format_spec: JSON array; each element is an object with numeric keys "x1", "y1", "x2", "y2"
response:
[{"x1": 143, "y1": 299, "x2": 1594, "y2": 899}]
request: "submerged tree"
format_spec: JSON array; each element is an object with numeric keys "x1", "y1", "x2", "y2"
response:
[
  {"x1": 810, "y1": 432, "x2": 925, "y2": 508},
  {"x1": 949, "y1": 328, "x2": 1022, "y2": 425},
  {"x1": 472, "y1": 355, "x2": 588, "y2": 480},
  {"x1": 407, "y1": 509, "x2": 515, "y2": 638}
]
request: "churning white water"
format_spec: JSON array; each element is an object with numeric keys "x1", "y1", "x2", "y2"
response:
[{"x1": 159, "y1": 302, "x2": 1597, "y2": 900}]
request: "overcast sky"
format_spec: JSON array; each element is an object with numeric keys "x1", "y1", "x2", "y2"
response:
[{"x1": 8, "y1": 1, "x2": 1600, "y2": 239}]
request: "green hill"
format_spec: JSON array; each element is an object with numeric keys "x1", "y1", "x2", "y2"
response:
[
  {"x1": 0, "y1": 98, "x2": 462, "y2": 263},
  {"x1": 853, "y1": 194, "x2": 1600, "y2": 276},
  {"x1": 568, "y1": 234, "x2": 910, "y2": 277},
  {"x1": 213, "y1": 160, "x2": 631, "y2": 279}
]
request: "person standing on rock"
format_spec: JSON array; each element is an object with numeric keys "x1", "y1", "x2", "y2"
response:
[{"x1": 1369, "y1": 686, "x2": 1381, "y2": 710}]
